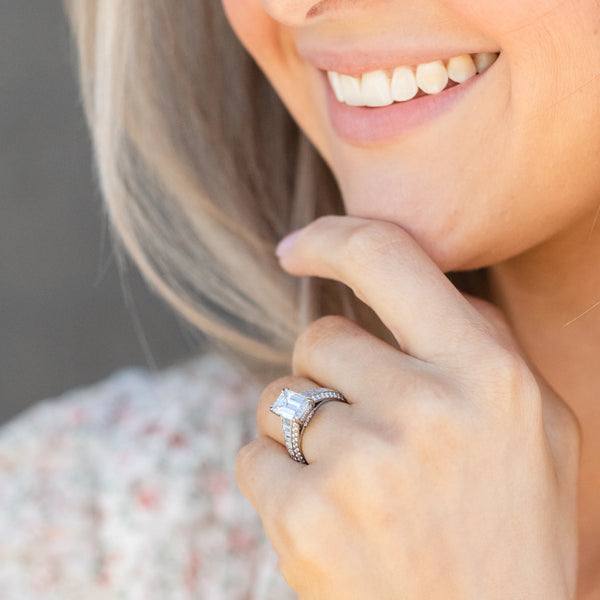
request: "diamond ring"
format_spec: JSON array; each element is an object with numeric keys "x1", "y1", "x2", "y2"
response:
[{"x1": 270, "y1": 387, "x2": 347, "y2": 464}]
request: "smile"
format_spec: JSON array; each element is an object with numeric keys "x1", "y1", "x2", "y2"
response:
[{"x1": 327, "y1": 53, "x2": 499, "y2": 107}]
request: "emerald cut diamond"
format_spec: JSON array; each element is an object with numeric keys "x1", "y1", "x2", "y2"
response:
[{"x1": 270, "y1": 388, "x2": 315, "y2": 422}]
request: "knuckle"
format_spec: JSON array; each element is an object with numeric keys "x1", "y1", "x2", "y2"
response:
[
  {"x1": 299, "y1": 314, "x2": 350, "y2": 347},
  {"x1": 293, "y1": 315, "x2": 351, "y2": 372},
  {"x1": 235, "y1": 441, "x2": 258, "y2": 492},
  {"x1": 311, "y1": 214, "x2": 341, "y2": 233},
  {"x1": 465, "y1": 294, "x2": 510, "y2": 329},
  {"x1": 489, "y1": 347, "x2": 527, "y2": 382},
  {"x1": 234, "y1": 443, "x2": 251, "y2": 474},
  {"x1": 337, "y1": 221, "x2": 407, "y2": 303},
  {"x1": 340, "y1": 220, "x2": 399, "y2": 265},
  {"x1": 474, "y1": 345, "x2": 541, "y2": 418},
  {"x1": 482, "y1": 344, "x2": 525, "y2": 380}
]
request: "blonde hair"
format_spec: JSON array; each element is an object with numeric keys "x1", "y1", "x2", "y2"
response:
[{"x1": 63, "y1": 0, "x2": 487, "y2": 380}]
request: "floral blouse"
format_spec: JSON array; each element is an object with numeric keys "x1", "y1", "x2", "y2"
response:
[{"x1": 0, "y1": 354, "x2": 296, "y2": 599}]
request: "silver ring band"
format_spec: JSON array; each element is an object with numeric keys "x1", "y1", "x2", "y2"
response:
[{"x1": 270, "y1": 387, "x2": 347, "y2": 464}]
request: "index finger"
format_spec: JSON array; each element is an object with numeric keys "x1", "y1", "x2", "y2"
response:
[{"x1": 276, "y1": 216, "x2": 494, "y2": 368}]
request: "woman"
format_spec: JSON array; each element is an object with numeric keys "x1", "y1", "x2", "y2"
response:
[
  {"x1": 2, "y1": 0, "x2": 595, "y2": 598},
  {"x1": 226, "y1": 1, "x2": 598, "y2": 597}
]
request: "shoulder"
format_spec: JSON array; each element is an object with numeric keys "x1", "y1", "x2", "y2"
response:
[{"x1": 0, "y1": 354, "x2": 294, "y2": 599}]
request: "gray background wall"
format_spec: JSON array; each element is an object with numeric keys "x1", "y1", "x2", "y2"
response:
[{"x1": 1, "y1": 2, "x2": 196, "y2": 423}]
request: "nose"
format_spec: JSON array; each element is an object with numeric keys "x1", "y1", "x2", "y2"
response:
[{"x1": 259, "y1": 0, "x2": 327, "y2": 25}]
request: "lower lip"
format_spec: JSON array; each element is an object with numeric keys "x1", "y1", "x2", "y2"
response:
[{"x1": 323, "y1": 71, "x2": 481, "y2": 145}]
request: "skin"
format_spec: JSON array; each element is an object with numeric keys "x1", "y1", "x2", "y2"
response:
[{"x1": 221, "y1": 0, "x2": 600, "y2": 597}]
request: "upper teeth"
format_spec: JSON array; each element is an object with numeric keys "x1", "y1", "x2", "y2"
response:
[{"x1": 327, "y1": 52, "x2": 499, "y2": 107}]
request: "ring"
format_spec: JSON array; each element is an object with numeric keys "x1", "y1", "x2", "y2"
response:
[{"x1": 270, "y1": 387, "x2": 347, "y2": 464}]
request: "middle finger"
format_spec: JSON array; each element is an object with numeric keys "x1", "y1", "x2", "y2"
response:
[{"x1": 292, "y1": 315, "x2": 427, "y2": 409}]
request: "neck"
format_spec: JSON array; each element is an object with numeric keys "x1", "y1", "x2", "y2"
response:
[{"x1": 487, "y1": 212, "x2": 600, "y2": 596}]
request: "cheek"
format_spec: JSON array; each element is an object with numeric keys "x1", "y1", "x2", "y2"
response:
[
  {"x1": 439, "y1": 0, "x2": 564, "y2": 34},
  {"x1": 221, "y1": 0, "x2": 277, "y2": 59},
  {"x1": 220, "y1": 0, "x2": 332, "y2": 158}
]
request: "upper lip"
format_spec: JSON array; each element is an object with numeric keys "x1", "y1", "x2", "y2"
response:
[{"x1": 297, "y1": 45, "x2": 500, "y2": 77}]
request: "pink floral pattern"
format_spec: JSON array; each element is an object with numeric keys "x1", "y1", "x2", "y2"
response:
[{"x1": 0, "y1": 354, "x2": 296, "y2": 599}]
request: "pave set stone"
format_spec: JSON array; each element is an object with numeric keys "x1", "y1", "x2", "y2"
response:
[{"x1": 270, "y1": 388, "x2": 346, "y2": 464}]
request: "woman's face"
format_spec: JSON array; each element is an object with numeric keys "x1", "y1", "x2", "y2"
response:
[{"x1": 221, "y1": 0, "x2": 600, "y2": 272}]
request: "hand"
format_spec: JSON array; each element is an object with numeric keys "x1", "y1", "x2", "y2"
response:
[{"x1": 236, "y1": 216, "x2": 581, "y2": 599}]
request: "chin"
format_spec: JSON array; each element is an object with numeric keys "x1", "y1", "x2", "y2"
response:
[
  {"x1": 344, "y1": 200, "x2": 511, "y2": 274},
  {"x1": 411, "y1": 233, "x2": 490, "y2": 274},
  {"x1": 335, "y1": 165, "x2": 535, "y2": 275}
]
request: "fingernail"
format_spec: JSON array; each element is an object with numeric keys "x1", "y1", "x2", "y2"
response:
[{"x1": 276, "y1": 229, "x2": 300, "y2": 258}]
